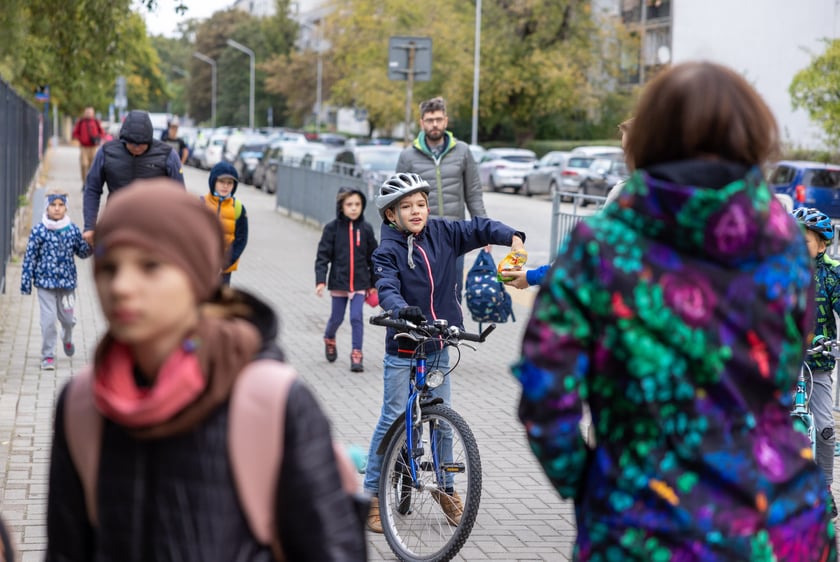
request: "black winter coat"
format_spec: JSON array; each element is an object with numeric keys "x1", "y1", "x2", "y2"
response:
[
  {"x1": 315, "y1": 190, "x2": 377, "y2": 292},
  {"x1": 45, "y1": 292, "x2": 367, "y2": 561}
]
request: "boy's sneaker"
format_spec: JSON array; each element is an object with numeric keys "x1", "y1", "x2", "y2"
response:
[
  {"x1": 41, "y1": 358, "x2": 56, "y2": 371},
  {"x1": 430, "y1": 488, "x2": 463, "y2": 526},
  {"x1": 829, "y1": 489, "x2": 838, "y2": 521},
  {"x1": 63, "y1": 341, "x2": 75, "y2": 357},
  {"x1": 350, "y1": 349, "x2": 364, "y2": 372},
  {"x1": 324, "y1": 338, "x2": 337, "y2": 362}
]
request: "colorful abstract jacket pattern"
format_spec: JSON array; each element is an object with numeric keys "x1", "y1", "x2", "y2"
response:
[{"x1": 513, "y1": 164, "x2": 836, "y2": 561}]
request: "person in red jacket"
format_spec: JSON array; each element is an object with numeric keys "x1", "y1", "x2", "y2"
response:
[{"x1": 71, "y1": 107, "x2": 104, "y2": 187}]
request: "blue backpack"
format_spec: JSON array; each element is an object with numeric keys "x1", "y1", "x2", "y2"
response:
[{"x1": 465, "y1": 249, "x2": 515, "y2": 330}]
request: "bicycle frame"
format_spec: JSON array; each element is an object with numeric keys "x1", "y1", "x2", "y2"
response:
[
  {"x1": 793, "y1": 339, "x2": 840, "y2": 456},
  {"x1": 404, "y1": 339, "x2": 453, "y2": 493},
  {"x1": 791, "y1": 362, "x2": 815, "y2": 455}
]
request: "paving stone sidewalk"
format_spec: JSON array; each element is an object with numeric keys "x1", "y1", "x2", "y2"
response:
[{"x1": 0, "y1": 145, "x2": 577, "y2": 561}]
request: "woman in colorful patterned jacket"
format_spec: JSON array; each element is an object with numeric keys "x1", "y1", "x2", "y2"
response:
[{"x1": 512, "y1": 61, "x2": 836, "y2": 561}]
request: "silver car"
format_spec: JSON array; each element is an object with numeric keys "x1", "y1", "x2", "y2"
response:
[
  {"x1": 521, "y1": 151, "x2": 571, "y2": 196},
  {"x1": 477, "y1": 148, "x2": 537, "y2": 193}
]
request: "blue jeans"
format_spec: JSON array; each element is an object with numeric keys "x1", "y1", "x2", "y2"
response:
[{"x1": 364, "y1": 348, "x2": 451, "y2": 495}]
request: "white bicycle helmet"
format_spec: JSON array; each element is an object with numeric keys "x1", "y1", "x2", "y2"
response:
[{"x1": 376, "y1": 173, "x2": 431, "y2": 221}]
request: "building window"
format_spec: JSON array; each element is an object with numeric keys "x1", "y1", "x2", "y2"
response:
[
  {"x1": 646, "y1": 0, "x2": 671, "y2": 20},
  {"x1": 621, "y1": 0, "x2": 642, "y2": 23}
]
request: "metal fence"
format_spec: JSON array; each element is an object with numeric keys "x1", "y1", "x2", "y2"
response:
[
  {"x1": 274, "y1": 161, "x2": 381, "y2": 231},
  {"x1": 0, "y1": 78, "x2": 46, "y2": 293},
  {"x1": 548, "y1": 191, "x2": 605, "y2": 254}
]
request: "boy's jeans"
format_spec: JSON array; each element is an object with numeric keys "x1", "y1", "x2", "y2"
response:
[
  {"x1": 364, "y1": 348, "x2": 451, "y2": 495},
  {"x1": 811, "y1": 370, "x2": 835, "y2": 486}
]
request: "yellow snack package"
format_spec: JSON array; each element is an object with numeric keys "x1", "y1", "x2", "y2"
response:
[{"x1": 497, "y1": 249, "x2": 528, "y2": 282}]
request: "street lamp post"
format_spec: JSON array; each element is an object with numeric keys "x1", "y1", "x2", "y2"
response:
[
  {"x1": 299, "y1": 21, "x2": 325, "y2": 133},
  {"x1": 192, "y1": 52, "x2": 217, "y2": 128},
  {"x1": 226, "y1": 38, "x2": 255, "y2": 130},
  {"x1": 471, "y1": 0, "x2": 481, "y2": 146}
]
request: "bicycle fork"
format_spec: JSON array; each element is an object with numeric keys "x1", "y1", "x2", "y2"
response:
[{"x1": 791, "y1": 373, "x2": 816, "y2": 457}]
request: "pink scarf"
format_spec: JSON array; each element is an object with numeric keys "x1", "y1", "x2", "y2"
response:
[{"x1": 93, "y1": 341, "x2": 206, "y2": 428}]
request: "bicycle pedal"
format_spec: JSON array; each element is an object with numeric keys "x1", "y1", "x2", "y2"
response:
[{"x1": 441, "y1": 462, "x2": 466, "y2": 474}]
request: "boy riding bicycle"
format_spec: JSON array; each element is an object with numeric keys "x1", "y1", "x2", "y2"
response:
[
  {"x1": 793, "y1": 206, "x2": 840, "y2": 519},
  {"x1": 364, "y1": 172, "x2": 525, "y2": 532}
]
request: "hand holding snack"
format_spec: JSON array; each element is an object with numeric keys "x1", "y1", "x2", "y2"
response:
[{"x1": 497, "y1": 248, "x2": 528, "y2": 282}]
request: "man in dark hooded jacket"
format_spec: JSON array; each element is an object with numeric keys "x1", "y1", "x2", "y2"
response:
[{"x1": 82, "y1": 110, "x2": 185, "y2": 245}]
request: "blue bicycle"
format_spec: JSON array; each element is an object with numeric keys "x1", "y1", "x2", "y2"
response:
[
  {"x1": 370, "y1": 311, "x2": 494, "y2": 562},
  {"x1": 792, "y1": 339, "x2": 840, "y2": 457}
]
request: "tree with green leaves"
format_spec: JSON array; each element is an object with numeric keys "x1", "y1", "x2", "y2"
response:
[
  {"x1": 316, "y1": 0, "x2": 474, "y2": 136},
  {"x1": 285, "y1": 0, "x2": 625, "y2": 143},
  {"x1": 790, "y1": 39, "x2": 840, "y2": 149},
  {"x1": 187, "y1": 2, "x2": 296, "y2": 128},
  {"x1": 0, "y1": 0, "x2": 175, "y2": 118}
]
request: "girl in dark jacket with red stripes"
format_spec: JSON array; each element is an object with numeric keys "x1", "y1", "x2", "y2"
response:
[{"x1": 315, "y1": 187, "x2": 378, "y2": 372}]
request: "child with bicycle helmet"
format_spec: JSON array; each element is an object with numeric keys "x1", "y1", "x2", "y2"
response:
[
  {"x1": 793, "y1": 205, "x2": 840, "y2": 518},
  {"x1": 363, "y1": 172, "x2": 525, "y2": 533}
]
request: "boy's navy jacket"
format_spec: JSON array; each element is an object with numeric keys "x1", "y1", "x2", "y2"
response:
[
  {"x1": 315, "y1": 189, "x2": 377, "y2": 292},
  {"x1": 373, "y1": 216, "x2": 524, "y2": 357}
]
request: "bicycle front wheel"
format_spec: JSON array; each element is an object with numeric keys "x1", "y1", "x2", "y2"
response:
[{"x1": 379, "y1": 403, "x2": 482, "y2": 562}]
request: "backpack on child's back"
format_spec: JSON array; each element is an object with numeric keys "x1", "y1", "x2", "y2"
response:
[{"x1": 465, "y1": 249, "x2": 515, "y2": 331}]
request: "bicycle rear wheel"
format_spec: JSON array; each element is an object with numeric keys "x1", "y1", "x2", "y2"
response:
[{"x1": 379, "y1": 404, "x2": 481, "y2": 562}]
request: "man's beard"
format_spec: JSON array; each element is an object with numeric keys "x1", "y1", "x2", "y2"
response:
[{"x1": 426, "y1": 129, "x2": 443, "y2": 142}]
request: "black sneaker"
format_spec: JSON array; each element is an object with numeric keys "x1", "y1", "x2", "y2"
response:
[{"x1": 829, "y1": 491, "x2": 838, "y2": 521}]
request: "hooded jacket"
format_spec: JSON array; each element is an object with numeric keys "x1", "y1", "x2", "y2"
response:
[
  {"x1": 808, "y1": 251, "x2": 840, "y2": 373},
  {"x1": 203, "y1": 162, "x2": 249, "y2": 272},
  {"x1": 396, "y1": 131, "x2": 486, "y2": 221},
  {"x1": 315, "y1": 188, "x2": 377, "y2": 292},
  {"x1": 514, "y1": 160, "x2": 834, "y2": 560},
  {"x1": 46, "y1": 290, "x2": 367, "y2": 561},
  {"x1": 83, "y1": 110, "x2": 185, "y2": 231},
  {"x1": 374, "y1": 216, "x2": 523, "y2": 357}
]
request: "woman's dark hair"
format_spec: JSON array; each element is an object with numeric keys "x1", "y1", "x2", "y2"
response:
[{"x1": 626, "y1": 61, "x2": 780, "y2": 170}]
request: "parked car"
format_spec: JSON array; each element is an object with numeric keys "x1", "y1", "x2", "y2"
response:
[
  {"x1": 477, "y1": 148, "x2": 538, "y2": 193},
  {"x1": 469, "y1": 144, "x2": 486, "y2": 163},
  {"x1": 557, "y1": 151, "x2": 625, "y2": 201},
  {"x1": 579, "y1": 158, "x2": 630, "y2": 204},
  {"x1": 332, "y1": 145, "x2": 403, "y2": 194},
  {"x1": 521, "y1": 151, "x2": 571, "y2": 197},
  {"x1": 201, "y1": 132, "x2": 229, "y2": 170},
  {"x1": 253, "y1": 142, "x2": 283, "y2": 194},
  {"x1": 316, "y1": 133, "x2": 348, "y2": 147},
  {"x1": 570, "y1": 145, "x2": 624, "y2": 158},
  {"x1": 768, "y1": 160, "x2": 840, "y2": 218},
  {"x1": 301, "y1": 144, "x2": 341, "y2": 172},
  {"x1": 233, "y1": 138, "x2": 270, "y2": 185}
]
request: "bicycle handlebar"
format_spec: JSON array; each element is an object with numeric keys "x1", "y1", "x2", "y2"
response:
[
  {"x1": 370, "y1": 311, "x2": 495, "y2": 344},
  {"x1": 807, "y1": 339, "x2": 840, "y2": 358}
]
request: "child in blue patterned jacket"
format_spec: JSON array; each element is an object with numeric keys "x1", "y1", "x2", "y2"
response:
[{"x1": 21, "y1": 192, "x2": 92, "y2": 370}]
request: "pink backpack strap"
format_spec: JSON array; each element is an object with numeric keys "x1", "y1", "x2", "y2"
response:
[
  {"x1": 63, "y1": 367, "x2": 103, "y2": 528},
  {"x1": 228, "y1": 359, "x2": 296, "y2": 559}
]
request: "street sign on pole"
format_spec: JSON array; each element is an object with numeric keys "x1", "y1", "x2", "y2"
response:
[
  {"x1": 388, "y1": 37, "x2": 432, "y2": 82},
  {"x1": 388, "y1": 36, "x2": 432, "y2": 143}
]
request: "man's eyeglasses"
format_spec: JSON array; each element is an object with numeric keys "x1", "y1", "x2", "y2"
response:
[{"x1": 422, "y1": 117, "x2": 446, "y2": 125}]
